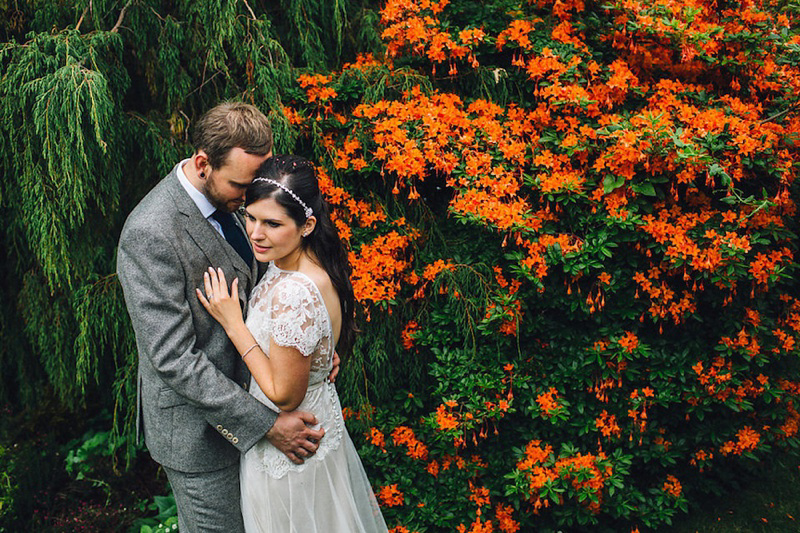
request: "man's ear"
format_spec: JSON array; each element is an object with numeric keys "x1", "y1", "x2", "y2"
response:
[{"x1": 192, "y1": 150, "x2": 211, "y2": 178}]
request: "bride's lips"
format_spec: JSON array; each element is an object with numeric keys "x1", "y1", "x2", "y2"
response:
[{"x1": 252, "y1": 243, "x2": 271, "y2": 253}]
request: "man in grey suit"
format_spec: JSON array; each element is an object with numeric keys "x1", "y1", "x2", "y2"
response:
[{"x1": 117, "y1": 102, "x2": 324, "y2": 532}]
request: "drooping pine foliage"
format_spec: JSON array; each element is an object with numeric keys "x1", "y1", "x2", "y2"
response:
[
  {"x1": 0, "y1": 0, "x2": 385, "y2": 433},
  {"x1": 2, "y1": 0, "x2": 800, "y2": 531},
  {"x1": 0, "y1": 29, "x2": 128, "y2": 404}
]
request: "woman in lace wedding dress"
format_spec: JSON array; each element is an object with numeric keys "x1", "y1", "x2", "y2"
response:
[{"x1": 199, "y1": 155, "x2": 388, "y2": 533}]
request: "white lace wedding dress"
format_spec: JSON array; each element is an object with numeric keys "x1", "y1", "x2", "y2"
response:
[{"x1": 240, "y1": 263, "x2": 388, "y2": 533}]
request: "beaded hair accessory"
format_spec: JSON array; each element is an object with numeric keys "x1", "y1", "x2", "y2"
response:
[{"x1": 252, "y1": 177, "x2": 313, "y2": 219}]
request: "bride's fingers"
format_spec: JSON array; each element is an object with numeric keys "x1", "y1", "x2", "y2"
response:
[
  {"x1": 207, "y1": 267, "x2": 220, "y2": 297},
  {"x1": 230, "y1": 277, "x2": 239, "y2": 302},
  {"x1": 196, "y1": 288, "x2": 210, "y2": 309},
  {"x1": 203, "y1": 271, "x2": 214, "y2": 300},
  {"x1": 207, "y1": 266, "x2": 227, "y2": 299},
  {"x1": 216, "y1": 268, "x2": 229, "y2": 297}
]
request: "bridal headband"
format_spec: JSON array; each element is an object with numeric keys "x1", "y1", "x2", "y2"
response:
[{"x1": 252, "y1": 177, "x2": 313, "y2": 219}]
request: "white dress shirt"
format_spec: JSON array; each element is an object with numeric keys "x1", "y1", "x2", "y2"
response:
[{"x1": 176, "y1": 158, "x2": 224, "y2": 237}]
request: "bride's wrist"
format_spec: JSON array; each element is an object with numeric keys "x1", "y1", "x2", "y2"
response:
[{"x1": 227, "y1": 321, "x2": 251, "y2": 343}]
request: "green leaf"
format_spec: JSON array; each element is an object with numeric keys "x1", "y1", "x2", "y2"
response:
[{"x1": 603, "y1": 174, "x2": 626, "y2": 193}]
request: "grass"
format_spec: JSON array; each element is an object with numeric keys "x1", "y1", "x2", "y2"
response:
[{"x1": 661, "y1": 452, "x2": 800, "y2": 532}]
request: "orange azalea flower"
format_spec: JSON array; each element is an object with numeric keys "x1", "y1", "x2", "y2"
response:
[
  {"x1": 517, "y1": 440, "x2": 553, "y2": 470},
  {"x1": 495, "y1": 503, "x2": 520, "y2": 533},
  {"x1": 422, "y1": 259, "x2": 456, "y2": 281},
  {"x1": 296, "y1": 73, "x2": 337, "y2": 105},
  {"x1": 553, "y1": 452, "x2": 612, "y2": 513},
  {"x1": 377, "y1": 484, "x2": 405, "y2": 507},
  {"x1": 457, "y1": 517, "x2": 494, "y2": 533},
  {"x1": 282, "y1": 105, "x2": 305, "y2": 126},
  {"x1": 497, "y1": 19, "x2": 537, "y2": 51},
  {"x1": 426, "y1": 460, "x2": 440, "y2": 477},
  {"x1": 595, "y1": 410, "x2": 622, "y2": 438},
  {"x1": 401, "y1": 320, "x2": 420, "y2": 350},
  {"x1": 535, "y1": 388, "x2": 561, "y2": 417},
  {"x1": 369, "y1": 427, "x2": 386, "y2": 451},
  {"x1": 391, "y1": 425, "x2": 429, "y2": 460},
  {"x1": 617, "y1": 331, "x2": 639, "y2": 353},
  {"x1": 662, "y1": 475, "x2": 682, "y2": 498},
  {"x1": 468, "y1": 481, "x2": 490, "y2": 507},
  {"x1": 436, "y1": 403, "x2": 459, "y2": 430},
  {"x1": 720, "y1": 426, "x2": 761, "y2": 456},
  {"x1": 349, "y1": 231, "x2": 416, "y2": 306}
]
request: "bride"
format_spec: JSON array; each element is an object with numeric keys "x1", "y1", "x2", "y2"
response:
[{"x1": 198, "y1": 155, "x2": 388, "y2": 532}]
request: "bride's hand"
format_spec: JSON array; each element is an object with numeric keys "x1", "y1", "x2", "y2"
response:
[{"x1": 197, "y1": 267, "x2": 242, "y2": 332}]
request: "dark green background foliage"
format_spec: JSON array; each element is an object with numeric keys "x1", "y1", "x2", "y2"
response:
[
  {"x1": 2, "y1": 0, "x2": 800, "y2": 531},
  {"x1": 0, "y1": 0, "x2": 383, "y2": 420}
]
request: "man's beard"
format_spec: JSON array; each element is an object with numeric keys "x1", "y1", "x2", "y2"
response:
[{"x1": 204, "y1": 181, "x2": 241, "y2": 213}]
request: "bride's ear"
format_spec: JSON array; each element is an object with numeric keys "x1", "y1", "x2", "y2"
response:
[{"x1": 301, "y1": 216, "x2": 317, "y2": 238}]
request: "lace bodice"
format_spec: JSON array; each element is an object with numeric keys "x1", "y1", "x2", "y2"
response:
[
  {"x1": 245, "y1": 263, "x2": 343, "y2": 478},
  {"x1": 246, "y1": 263, "x2": 334, "y2": 384}
]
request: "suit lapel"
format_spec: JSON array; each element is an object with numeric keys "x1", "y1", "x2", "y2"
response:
[
  {"x1": 232, "y1": 210, "x2": 259, "y2": 281},
  {"x1": 165, "y1": 169, "x2": 254, "y2": 288}
]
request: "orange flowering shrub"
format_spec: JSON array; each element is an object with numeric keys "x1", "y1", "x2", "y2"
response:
[{"x1": 278, "y1": 0, "x2": 800, "y2": 530}]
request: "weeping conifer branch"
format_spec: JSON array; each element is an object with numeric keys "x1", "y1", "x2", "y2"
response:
[
  {"x1": 75, "y1": 274, "x2": 135, "y2": 395},
  {"x1": 1, "y1": 30, "x2": 127, "y2": 290},
  {"x1": 0, "y1": 28, "x2": 129, "y2": 407},
  {"x1": 110, "y1": 0, "x2": 133, "y2": 33},
  {"x1": 0, "y1": 0, "x2": 395, "y2": 458}
]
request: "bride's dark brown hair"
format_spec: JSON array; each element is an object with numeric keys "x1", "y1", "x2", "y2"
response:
[{"x1": 246, "y1": 155, "x2": 356, "y2": 355}]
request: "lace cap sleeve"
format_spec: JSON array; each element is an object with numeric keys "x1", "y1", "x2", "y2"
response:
[{"x1": 269, "y1": 276, "x2": 323, "y2": 357}]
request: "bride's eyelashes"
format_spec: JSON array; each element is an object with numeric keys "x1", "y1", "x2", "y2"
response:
[{"x1": 244, "y1": 211, "x2": 282, "y2": 227}]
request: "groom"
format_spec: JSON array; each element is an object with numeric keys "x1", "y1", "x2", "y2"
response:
[{"x1": 117, "y1": 102, "x2": 324, "y2": 532}]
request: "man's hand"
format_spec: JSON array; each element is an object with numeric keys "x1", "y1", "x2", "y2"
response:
[
  {"x1": 328, "y1": 351, "x2": 340, "y2": 383},
  {"x1": 266, "y1": 410, "x2": 324, "y2": 465}
]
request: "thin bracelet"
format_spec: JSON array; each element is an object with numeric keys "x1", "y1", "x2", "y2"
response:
[{"x1": 241, "y1": 343, "x2": 259, "y2": 359}]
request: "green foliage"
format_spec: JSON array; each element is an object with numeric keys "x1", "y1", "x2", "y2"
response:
[
  {"x1": 0, "y1": 444, "x2": 17, "y2": 530},
  {"x1": 0, "y1": 0, "x2": 381, "y2": 410},
  {"x1": 0, "y1": 30, "x2": 126, "y2": 290},
  {"x1": 133, "y1": 492, "x2": 178, "y2": 533},
  {"x1": 2, "y1": 0, "x2": 800, "y2": 531}
]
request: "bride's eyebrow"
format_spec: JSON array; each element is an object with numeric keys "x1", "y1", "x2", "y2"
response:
[{"x1": 245, "y1": 210, "x2": 283, "y2": 224}]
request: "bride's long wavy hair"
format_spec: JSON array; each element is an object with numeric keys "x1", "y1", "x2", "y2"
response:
[{"x1": 245, "y1": 155, "x2": 356, "y2": 355}]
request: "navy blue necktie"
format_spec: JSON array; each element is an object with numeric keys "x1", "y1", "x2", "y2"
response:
[{"x1": 211, "y1": 210, "x2": 253, "y2": 266}]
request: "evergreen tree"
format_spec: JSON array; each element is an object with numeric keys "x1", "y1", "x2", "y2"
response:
[{"x1": 0, "y1": 0, "x2": 385, "y2": 440}]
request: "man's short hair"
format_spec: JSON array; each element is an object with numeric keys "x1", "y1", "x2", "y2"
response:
[{"x1": 191, "y1": 102, "x2": 273, "y2": 169}]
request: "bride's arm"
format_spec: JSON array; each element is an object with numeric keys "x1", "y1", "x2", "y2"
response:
[{"x1": 197, "y1": 267, "x2": 310, "y2": 411}]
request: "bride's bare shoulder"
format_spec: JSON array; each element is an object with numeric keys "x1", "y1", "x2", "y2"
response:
[
  {"x1": 291, "y1": 254, "x2": 324, "y2": 287},
  {"x1": 301, "y1": 264, "x2": 332, "y2": 293}
]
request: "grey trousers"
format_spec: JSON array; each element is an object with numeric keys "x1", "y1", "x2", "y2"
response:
[{"x1": 163, "y1": 462, "x2": 245, "y2": 533}]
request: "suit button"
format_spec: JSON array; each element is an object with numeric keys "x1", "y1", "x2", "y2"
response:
[
  {"x1": 222, "y1": 429, "x2": 229, "y2": 436},
  {"x1": 242, "y1": 382, "x2": 248, "y2": 390},
  {"x1": 233, "y1": 437, "x2": 239, "y2": 444}
]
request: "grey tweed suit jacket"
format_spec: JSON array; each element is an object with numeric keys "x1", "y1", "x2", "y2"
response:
[{"x1": 117, "y1": 163, "x2": 277, "y2": 473}]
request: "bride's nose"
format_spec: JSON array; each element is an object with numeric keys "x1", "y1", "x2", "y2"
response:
[{"x1": 249, "y1": 222, "x2": 266, "y2": 241}]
